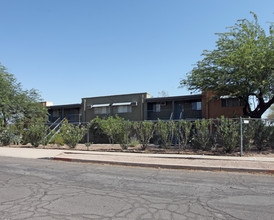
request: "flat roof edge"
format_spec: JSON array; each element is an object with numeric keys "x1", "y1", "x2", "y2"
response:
[
  {"x1": 82, "y1": 92, "x2": 150, "y2": 100},
  {"x1": 146, "y1": 94, "x2": 202, "y2": 102},
  {"x1": 47, "y1": 103, "x2": 81, "y2": 108}
]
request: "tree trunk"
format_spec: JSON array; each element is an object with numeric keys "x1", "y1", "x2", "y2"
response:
[{"x1": 243, "y1": 97, "x2": 274, "y2": 118}]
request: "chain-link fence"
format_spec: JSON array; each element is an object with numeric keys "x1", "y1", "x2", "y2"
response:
[{"x1": 0, "y1": 118, "x2": 273, "y2": 155}]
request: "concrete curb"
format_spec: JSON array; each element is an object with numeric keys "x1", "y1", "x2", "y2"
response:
[{"x1": 51, "y1": 157, "x2": 274, "y2": 174}]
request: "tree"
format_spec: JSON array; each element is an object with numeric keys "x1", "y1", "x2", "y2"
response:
[
  {"x1": 181, "y1": 12, "x2": 273, "y2": 118},
  {"x1": 0, "y1": 62, "x2": 48, "y2": 126}
]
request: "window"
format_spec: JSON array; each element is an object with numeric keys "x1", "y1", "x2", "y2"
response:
[
  {"x1": 192, "y1": 101, "x2": 202, "y2": 110},
  {"x1": 94, "y1": 107, "x2": 110, "y2": 114},
  {"x1": 153, "y1": 104, "x2": 161, "y2": 112},
  {"x1": 113, "y1": 106, "x2": 132, "y2": 113},
  {"x1": 221, "y1": 98, "x2": 244, "y2": 107}
]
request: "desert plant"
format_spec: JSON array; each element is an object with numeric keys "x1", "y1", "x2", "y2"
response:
[
  {"x1": 216, "y1": 117, "x2": 239, "y2": 153},
  {"x1": 85, "y1": 142, "x2": 91, "y2": 147},
  {"x1": 59, "y1": 120, "x2": 87, "y2": 148},
  {"x1": 22, "y1": 122, "x2": 45, "y2": 147},
  {"x1": 0, "y1": 127, "x2": 11, "y2": 146},
  {"x1": 156, "y1": 120, "x2": 176, "y2": 148},
  {"x1": 50, "y1": 134, "x2": 65, "y2": 146},
  {"x1": 132, "y1": 121, "x2": 155, "y2": 150},
  {"x1": 90, "y1": 116, "x2": 128, "y2": 149},
  {"x1": 252, "y1": 120, "x2": 274, "y2": 151},
  {"x1": 191, "y1": 119, "x2": 213, "y2": 151},
  {"x1": 242, "y1": 119, "x2": 256, "y2": 151},
  {"x1": 176, "y1": 120, "x2": 192, "y2": 150},
  {"x1": 128, "y1": 136, "x2": 139, "y2": 147},
  {"x1": 10, "y1": 134, "x2": 22, "y2": 145}
]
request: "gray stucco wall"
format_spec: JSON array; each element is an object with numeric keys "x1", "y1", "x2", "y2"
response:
[{"x1": 82, "y1": 93, "x2": 150, "y2": 122}]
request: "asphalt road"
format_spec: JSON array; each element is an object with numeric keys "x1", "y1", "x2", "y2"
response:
[{"x1": 0, "y1": 157, "x2": 273, "y2": 220}]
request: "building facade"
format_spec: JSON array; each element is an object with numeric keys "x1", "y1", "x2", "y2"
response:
[
  {"x1": 146, "y1": 95, "x2": 202, "y2": 121},
  {"x1": 47, "y1": 104, "x2": 81, "y2": 123},
  {"x1": 202, "y1": 91, "x2": 244, "y2": 119},
  {"x1": 81, "y1": 93, "x2": 150, "y2": 122},
  {"x1": 47, "y1": 92, "x2": 244, "y2": 123}
]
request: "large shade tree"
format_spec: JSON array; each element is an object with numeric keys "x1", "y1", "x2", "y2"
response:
[
  {"x1": 0, "y1": 63, "x2": 48, "y2": 126},
  {"x1": 181, "y1": 12, "x2": 273, "y2": 118}
]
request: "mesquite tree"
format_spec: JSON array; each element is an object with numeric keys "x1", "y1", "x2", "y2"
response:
[{"x1": 181, "y1": 12, "x2": 273, "y2": 118}]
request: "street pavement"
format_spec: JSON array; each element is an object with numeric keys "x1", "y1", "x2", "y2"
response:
[
  {"x1": 0, "y1": 156, "x2": 273, "y2": 220},
  {"x1": 0, "y1": 147, "x2": 274, "y2": 174}
]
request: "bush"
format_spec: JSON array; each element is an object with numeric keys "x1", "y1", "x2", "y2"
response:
[
  {"x1": 85, "y1": 142, "x2": 91, "y2": 147},
  {"x1": 216, "y1": 117, "x2": 239, "y2": 153},
  {"x1": 191, "y1": 119, "x2": 213, "y2": 151},
  {"x1": 0, "y1": 127, "x2": 11, "y2": 146},
  {"x1": 252, "y1": 120, "x2": 274, "y2": 151},
  {"x1": 176, "y1": 120, "x2": 192, "y2": 150},
  {"x1": 59, "y1": 120, "x2": 87, "y2": 148},
  {"x1": 156, "y1": 120, "x2": 176, "y2": 148},
  {"x1": 10, "y1": 134, "x2": 22, "y2": 145},
  {"x1": 50, "y1": 134, "x2": 65, "y2": 146},
  {"x1": 132, "y1": 121, "x2": 155, "y2": 150},
  {"x1": 128, "y1": 136, "x2": 139, "y2": 147},
  {"x1": 242, "y1": 120, "x2": 256, "y2": 151},
  {"x1": 23, "y1": 123, "x2": 45, "y2": 147},
  {"x1": 90, "y1": 116, "x2": 128, "y2": 149}
]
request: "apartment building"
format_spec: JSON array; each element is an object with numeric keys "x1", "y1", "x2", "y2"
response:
[
  {"x1": 47, "y1": 92, "x2": 244, "y2": 123},
  {"x1": 81, "y1": 93, "x2": 150, "y2": 122}
]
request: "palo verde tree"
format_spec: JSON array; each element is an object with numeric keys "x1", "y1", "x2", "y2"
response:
[
  {"x1": 181, "y1": 12, "x2": 273, "y2": 118},
  {"x1": 0, "y1": 62, "x2": 48, "y2": 126}
]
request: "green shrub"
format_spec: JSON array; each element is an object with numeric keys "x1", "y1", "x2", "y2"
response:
[
  {"x1": 242, "y1": 120, "x2": 256, "y2": 151},
  {"x1": 23, "y1": 123, "x2": 45, "y2": 147},
  {"x1": 59, "y1": 120, "x2": 87, "y2": 148},
  {"x1": 176, "y1": 120, "x2": 192, "y2": 150},
  {"x1": 191, "y1": 119, "x2": 213, "y2": 151},
  {"x1": 50, "y1": 134, "x2": 65, "y2": 146},
  {"x1": 85, "y1": 142, "x2": 91, "y2": 147},
  {"x1": 9, "y1": 124, "x2": 24, "y2": 145},
  {"x1": 132, "y1": 121, "x2": 155, "y2": 150},
  {"x1": 0, "y1": 128, "x2": 11, "y2": 146},
  {"x1": 217, "y1": 117, "x2": 239, "y2": 153},
  {"x1": 252, "y1": 120, "x2": 274, "y2": 151},
  {"x1": 128, "y1": 137, "x2": 139, "y2": 147},
  {"x1": 90, "y1": 116, "x2": 128, "y2": 149},
  {"x1": 10, "y1": 134, "x2": 22, "y2": 145},
  {"x1": 156, "y1": 120, "x2": 176, "y2": 148}
]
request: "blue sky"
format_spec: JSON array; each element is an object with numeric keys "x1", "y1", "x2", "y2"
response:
[{"x1": 0, "y1": 0, "x2": 273, "y2": 105}]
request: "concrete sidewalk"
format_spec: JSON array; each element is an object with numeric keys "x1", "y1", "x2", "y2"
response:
[{"x1": 1, "y1": 147, "x2": 274, "y2": 174}]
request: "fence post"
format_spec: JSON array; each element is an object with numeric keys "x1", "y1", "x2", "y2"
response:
[
  {"x1": 240, "y1": 117, "x2": 243, "y2": 157},
  {"x1": 43, "y1": 124, "x2": 46, "y2": 146},
  {"x1": 8, "y1": 124, "x2": 11, "y2": 146},
  {"x1": 178, "y1": 121, "x2": 181, "y2": 152},
  {"x1": 86, "y1": 123, "x2": 90, "y2": 143},
  {"x1": 126, "y1": 120, "x2": 129, "y2": 148}
]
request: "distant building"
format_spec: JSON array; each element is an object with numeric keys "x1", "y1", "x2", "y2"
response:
[{"x1": 41, "y1": 101, "x2": 53, "y2": 107}]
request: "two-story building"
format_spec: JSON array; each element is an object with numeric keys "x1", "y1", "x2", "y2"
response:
[{"x1": 46, "y1": 91, "x2": 244, "y2": 123}]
